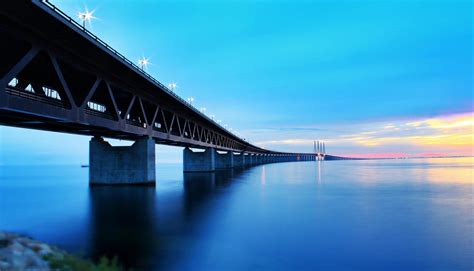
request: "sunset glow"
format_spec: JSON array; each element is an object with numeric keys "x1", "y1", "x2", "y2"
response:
[{"x1": 255, "y1": 112, "x2": 474, "y2": 158}]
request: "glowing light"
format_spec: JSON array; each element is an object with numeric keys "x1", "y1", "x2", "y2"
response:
[
  {"x1": 186, "y1": 97, "x2": 195, "y2": 104},
  {"x1": 168, "y1": 82, "x2": 177, "y2": 91},
  {"x1": 77, "y1": 7, "x2": 96, "y2": 29},
  {"x1": 138, "y1": 57, "x2": 151, "y2": 70},
  {"x1": 199, "y1": 107, "x2": 207, "y2": 113}
]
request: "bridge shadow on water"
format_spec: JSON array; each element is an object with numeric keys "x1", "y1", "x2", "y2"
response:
[{"x1": 87, "y1": 168, "x2": 248, "y2": 270}]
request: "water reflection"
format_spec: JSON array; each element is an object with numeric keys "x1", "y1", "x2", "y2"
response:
[
  {"x1": 182, "y1": 170, "x2": 238, "y2": 203},
  {"x1": 317, "y1": 160, "x2": 322, "y2": 184},
  {"x1": 86, "y1": 170, "x2": 242, "y2": 270},
  {"x1": 88, "y1": 186, "x2": 157, "y2": 268},
  {"x1": 182, "y1": 171, "x2": 233, "y2": 214},
  {"x1": 341, "y1": 157, "x2": 474, "y2": 185}
]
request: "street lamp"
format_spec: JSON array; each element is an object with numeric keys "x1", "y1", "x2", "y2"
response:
[
  {"x1": 77, "y1": 8, "x2": 96, "y2": 29},
  {"x1": 199, "y1": 107, "x2": 207, "y2": 113},
  {"x1": 186, "y1": 97, "x2": 194, "y2": 104},
  {"x1": 138, "y1": 57, "x2": 151, "y2": 70},
  {"x1": 168, "y1": 82, "x2": 177, "y2": 91}
]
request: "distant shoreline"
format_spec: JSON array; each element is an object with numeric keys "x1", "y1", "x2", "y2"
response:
[{"x1": 325, "y1": 155, "x2": 472, "y2": 161}]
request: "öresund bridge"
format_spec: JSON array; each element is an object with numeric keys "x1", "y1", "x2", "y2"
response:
[{"x1": 0, "y1": 1, "x2": 332, "y2": 185}]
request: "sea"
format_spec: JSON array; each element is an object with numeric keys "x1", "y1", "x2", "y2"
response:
[{"x1": 0, "y1": 157, "x2": 472, "y2": 270}]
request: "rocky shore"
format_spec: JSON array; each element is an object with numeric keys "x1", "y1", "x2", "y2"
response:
[{"x1": 0, "y1": 231, "x2": 120, "y2": 270}]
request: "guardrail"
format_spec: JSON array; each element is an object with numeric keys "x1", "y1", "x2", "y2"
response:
[{"x1": 6, "y1": 87, "x2": 69, "y2": 109}]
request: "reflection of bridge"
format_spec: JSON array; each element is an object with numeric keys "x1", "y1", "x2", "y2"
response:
[
  {"x1": 0, "y1": 1, "x2": 326, "y2": 185},
  {"x1": 88, "y1": 170, "x2": 244, "y2": 269}
]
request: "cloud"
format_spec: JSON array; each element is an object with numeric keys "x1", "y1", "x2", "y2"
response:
[{"x1": 254, "y1": 112, "x2": 474, "y2": 157}]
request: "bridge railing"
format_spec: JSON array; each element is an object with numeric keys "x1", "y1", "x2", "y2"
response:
[{"x1": 40, "y1": 0, "x2": 246, "y2": 143}]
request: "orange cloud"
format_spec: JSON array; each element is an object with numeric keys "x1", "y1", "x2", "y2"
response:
[{"x1": 255, "y1": 112, "x2": 474, "y2": 157}]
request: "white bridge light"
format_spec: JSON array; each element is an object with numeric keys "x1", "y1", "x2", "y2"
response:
[
  {"x1": 78, "y1": 7, "x2": 96, "y2": 29},
  {"x1": 138, "y1": 57, "x2": 151, "y2": 70},
  {"x1": 168, "y1": 82, "x2": 177, "y2": 91}
]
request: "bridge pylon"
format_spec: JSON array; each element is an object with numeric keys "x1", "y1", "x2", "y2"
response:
[{"x1": 89, "y1": 136, "x2": 156, "y2": 185}]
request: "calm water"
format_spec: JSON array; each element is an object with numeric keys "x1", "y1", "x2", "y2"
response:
[{"x1": 0, "y1": 158, "x2": 472, "y2": 270}]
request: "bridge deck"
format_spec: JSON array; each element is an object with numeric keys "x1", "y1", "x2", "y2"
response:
[{"x1": 0, "y1": 1, "x2": 316, "y2": 156}]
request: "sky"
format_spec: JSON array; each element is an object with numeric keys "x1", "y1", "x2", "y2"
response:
[{"x1": 0, "y1": 0, "x2": 472, "y2": 165}]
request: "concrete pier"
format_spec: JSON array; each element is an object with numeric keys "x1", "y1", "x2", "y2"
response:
[
  {"x1": 254, "y1": 155, "x2": 260, "y2": 164},
  {"x1": 182, "y1": 147, "x2": 320, "y2": 172},
  {"x1": 89, "y1": 136, "x2": 155, "y2": 185},
  {"x1": 183, "y1": 147, "x2": 216, "y2": 172},
  {"x1": 215, "y1": 150, "x2": 234, "y2": 170},
  {"x1": 233, "y1": 152, "x2": 246, "y2": 168},
  {"x1": 247, "y1": 154, "x2": 255, "y2": 166}
]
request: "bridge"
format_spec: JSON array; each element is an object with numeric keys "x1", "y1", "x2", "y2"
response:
[{"x1": 0, "y1": 1, "x2": 327, "y2": 185}]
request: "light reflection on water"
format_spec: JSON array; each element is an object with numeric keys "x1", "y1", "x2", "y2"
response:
[{"x1": 0, "y1": 157, "x2": 472, "y2": 270}]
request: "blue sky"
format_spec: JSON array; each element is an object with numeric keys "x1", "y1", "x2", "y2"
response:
[{"x1": 0, "y1": 0, "x2": 472, "y2": 165}]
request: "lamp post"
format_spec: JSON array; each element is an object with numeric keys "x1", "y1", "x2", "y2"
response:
[
  {"x1": 138, "y1": 57, "x2": 150, "y2": 70},
  {"x1": 78, "y1": 8, "x2": 95, "y2": 29},
  {"x1": 168, "y1": 82, "x2": 177, "y2": 92}
]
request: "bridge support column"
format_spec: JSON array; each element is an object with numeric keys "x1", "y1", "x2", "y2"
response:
[
  {"x1": 234, "y1": 152, "x2": 246, "y2": 168},
  {"x1": 247, "y1": 154, "x2": 255, "y2": 166},
  {"x1": 183, "y1": 147, "x2": 215, "y2": 172},
  {"x1": 215, "y1": 150, "x2": 234, "y2": 170},
  {"x1": 89, "y1": 136, "x2": 155, "y2": 185}
]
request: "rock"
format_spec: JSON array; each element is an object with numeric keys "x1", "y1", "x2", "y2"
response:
[
  {"x1": 0, "y1": 239, "x2": 10, "y2": 248},
  {"x1": 24, "y1": 248, "x2": 49, "y2": 268},
  {"x1": 17, "y1": 237, "x2": 32, "y2": 246},
  {"x1": 0, "y1": 231, "x2": 103, "y2": 271},
  {"x1": 0, "y1": 232, "x2": 10, "y2": 248},
  {"x1": 0, "y1": 232, "x2": 53, "y2": 270},
  {"x1": 0, "y1": 259, "x2": 10, "y2": 269},
  {"x1": 10, "y1": 241, "x2": 25, "y2": 254},
  {"x1": 37, "y1": 243, "x2": 53, "y2": 256}
]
